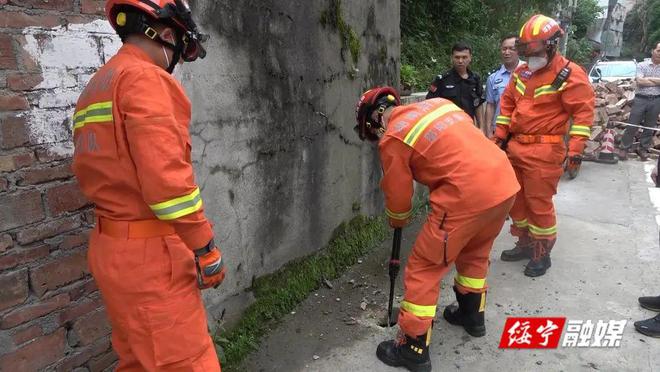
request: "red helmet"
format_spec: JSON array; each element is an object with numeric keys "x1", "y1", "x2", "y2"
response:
[
  {"x1": 516, "y1": 14, "x2": 564, "y2": 56},
  {"x1": 105, "y1": 0, "x2": 207, "y2": 62},
  {"x1": 355, "y1": 86, "x2": 400, "y2": 141}
]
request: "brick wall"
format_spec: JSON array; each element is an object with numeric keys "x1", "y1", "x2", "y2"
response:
[{"x1": 0, "y1": 1, "x2": 119, "y2": 371}]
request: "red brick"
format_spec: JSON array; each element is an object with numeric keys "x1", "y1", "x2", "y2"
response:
[
  {"x1": 0, "y1": 269, "x2": 28, "y2": 312},
  {"x1": 0, "y1": 34, "x2": 16, "y2": 70},
  {"x1": 0, "y1": 244, "x2": 49, "y2": 271},
  {"x1": 12, "y1": 324, "x2": 43, "y2": 345},
  {"x1": 67, "y1": 278, "x2": 97, "y2": 301},
  {"x1": 0, "y1": 93, "x2": 29, "y2": 111},
  {"x1": 54, "y1": 337, "x2": 110, "y2": 372},
  {"x1": 14, "y1": 36, "x2": 38, "y2": 72},
  {"x1": 7, "y1": 72, "x2": 43, "y2": 91},
  {"x1": 18, "y1": 162, "x2": 73, "y2": 185},
  {"x1": 81, "y1": 0, "x2": 104, "y2": 14},
  {"x1": 0, "y1": 151, "x2": 35, "y2": 172},
  {"x1": 60, "y1": 230, "x2": 90, "y2": 250},
  {"x1": 9, "y1": 0, "x2": 74, "y2": 11},
  {"x1": 63, "y1": 14, "x2": 98, "y2": 25},
  {"x1": 45, "y1": 181, "x2": 89, "y2": 216},
  {"x1": 1, "y1": 293, "x2": 69, "y2": 329},
  {"x1": 0, "y1": 328, "x2": 65, "y2": 371},
  {"x1": 0, "y1": 233, "x2": 12, "y2": 252},
  {"x1": 58, "y1": 295, "x2": 103, "y2": 325},
  {"x1": 89, "y1": 349, "x2": 118, "y2": 372},
  {"x1": 29, "y1": 249, "x2": 88, "y2": 297},
  {"x1": 36, "y1": 147, "x2": 71, "y2": 163},
  {"x1": 1, "y1": 115, "x2": 29, "y2": 149},
  {"x1": 0, "y1": 190, "x2": 44, "y2": 231},
  {"x1": 0, "y1": 11, "x2": 61, "y2": 28},
  {"x1": 68, "y1": 308, "x2": 111, "y2": 346},
  {"x1": 16, "y1": 215, "x2": 80, "y2": 245}
]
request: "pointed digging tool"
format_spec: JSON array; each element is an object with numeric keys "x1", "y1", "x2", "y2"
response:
[{"x1": 386, "y1": 227, "x2": 402, "y2": 328}]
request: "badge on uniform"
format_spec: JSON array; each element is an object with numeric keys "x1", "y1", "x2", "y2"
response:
[
  {"x1": 494, "y1": 78, "x2": 503, "y2": 84},
  {"x1": 445, "y1": 85, "x2": 455, "y2": 89},
  {"x1": 521, "y1": 70, "x2": 533, "y2": 79}
]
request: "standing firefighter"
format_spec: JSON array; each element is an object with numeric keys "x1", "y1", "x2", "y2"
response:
[
  {"x1": 72, "y1": 0, "x2": 226, "y2": 370},
  {"x1": 494, "y1": 14, "x2": 595, "y2": 277},
  {"x1": 355, "y1": 87, "x2": 519, "y2": 371}
]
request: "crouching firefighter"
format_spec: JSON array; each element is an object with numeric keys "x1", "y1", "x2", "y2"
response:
[
  {"x1": 494, "y1": 14, "x2": 595, "y2": 277},
  {"x1": 355, "y1": 87, "x2": 520, "y2": 371},
  {"x1": 72, "y1": 0, "x2": 226, "y2": 370}
]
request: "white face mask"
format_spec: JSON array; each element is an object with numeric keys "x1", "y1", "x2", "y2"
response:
[{"x1": 527, "y1": 56, "x2": 548, "y2": 72}]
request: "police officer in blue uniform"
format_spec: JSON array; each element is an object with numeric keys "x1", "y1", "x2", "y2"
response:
[
  {"x1": 426, "y1": 42, "x2": 484, "y2": 123},
  {"x1": 485, "y1": 34, "x2": 523, "y2": 136}
]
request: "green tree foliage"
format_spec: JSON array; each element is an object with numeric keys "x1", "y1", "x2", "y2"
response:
[
  {"x1": 401, "y1": 0, "x2": 602, "y2": 91},
  {"x1": 623, "y1": 0, "x2": 660, "y2": 60}
]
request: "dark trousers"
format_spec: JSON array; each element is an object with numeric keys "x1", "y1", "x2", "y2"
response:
[{"x1": 620, "y1": 95, "x2": 660, "y2": 150}]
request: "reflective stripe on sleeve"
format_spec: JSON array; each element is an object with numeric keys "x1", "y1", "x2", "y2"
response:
[
  {"x1": 73, "y1": 101, "x2": 113, "y2": 131},
  {"x1": 149, "y1": 187, "x2": 203, "y2": 220},
  {"x1": 386, "y1": 208, "x2": 413, "y2": 221},
  {"x1": 569, "y1": 125, "x2": 591, "y2": 138}
]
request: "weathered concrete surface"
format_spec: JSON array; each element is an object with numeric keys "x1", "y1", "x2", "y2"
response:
[
  {"x1": 176, "y1": 1, "x2": 400, "y2": 325},
  {"x1": 241, "y1": 160, "x2": 660, "y2": 371}
]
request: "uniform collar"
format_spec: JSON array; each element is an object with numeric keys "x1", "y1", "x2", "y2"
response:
[
  {"x1": 451, "y1": 67, "x2": 474, "y2": 79},
  {"x1": 118, "y1": 43, "x2": 159, "y2": 66},
  {"x1": 500, "y1": 60, "x2": 523, "y2": 74}
]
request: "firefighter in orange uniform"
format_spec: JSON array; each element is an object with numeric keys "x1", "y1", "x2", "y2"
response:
[
  {"x1": 72, "y1": 1, "x2": 225, "y2": 370},
  {"x1": 355, "y1": 87, "x2": 520, "y2": 371},
  {"x1": 494, "y1": 15, "x2": 595, "y2": 277}
]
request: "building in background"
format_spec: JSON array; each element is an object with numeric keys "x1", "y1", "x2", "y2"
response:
[{"x1": 588, "y1": 0, "x2": 639, "y2": 58}]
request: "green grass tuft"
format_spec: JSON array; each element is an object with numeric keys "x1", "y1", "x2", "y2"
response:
[{"x1": 217, "y1": 215, "x2": 388, "y2": 370}]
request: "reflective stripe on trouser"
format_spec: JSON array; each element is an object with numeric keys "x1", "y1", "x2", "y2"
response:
[
  {"x1": 88, "y1": 227, "x2": 221, "y2": 372},
  {"x1": 508, "y1": 156, "x2": 563, "y2": 240},
  {"x1": 398, "y1": 197, "x2": 515, "y2": 337}
]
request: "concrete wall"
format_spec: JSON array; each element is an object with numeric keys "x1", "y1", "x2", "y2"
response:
[
  {"x1": 184, "y1": 0, "x2": 400, "y2": 323},
  {"x1": 0, "y1": 0, "x2": 400, "y2": 369}
]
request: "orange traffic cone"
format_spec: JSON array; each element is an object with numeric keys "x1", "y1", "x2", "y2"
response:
[{"x1": 596, "y1": 128, "x2": 618, "y2": 164}]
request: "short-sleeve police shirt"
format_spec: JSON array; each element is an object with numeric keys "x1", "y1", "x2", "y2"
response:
[{"x1": 426, "y1": 68, "x2": 483, "y2": 118}]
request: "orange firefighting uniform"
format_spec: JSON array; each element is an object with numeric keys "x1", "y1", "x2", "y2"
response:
[
  {"x1": 494, "y1": 54, "x2": 595, "y2": 241},
  {"x1": 380, "y1": 98, "x2": 520, "y2": 337},
  {"x1": 72, "y1": 44, "x2": 220, "y2": 371}
]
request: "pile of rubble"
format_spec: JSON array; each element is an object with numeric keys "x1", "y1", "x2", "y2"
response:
[
  {"x1": 593, "y1": 80, "x2": 636, "y2": 126},
  {"x1": 586, "y1": 79, "x2": 660, "y2": 160}
]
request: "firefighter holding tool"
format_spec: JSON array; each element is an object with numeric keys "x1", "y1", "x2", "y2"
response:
[
  {"x1": 72, "y1": 0, "x2": 226, "y2": 370},
  {"x1": 494, "y1": 14, "x2": 595, "y2": 277},
  {"x1": 355, "y1": 87, "x2": 519, "y2": 371}
]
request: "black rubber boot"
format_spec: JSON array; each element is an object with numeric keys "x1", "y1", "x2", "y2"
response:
[
  {"x1": 500, "y1": 235, "x2": 532, "y2": 262},
  {"x1": 443, "y1": 286, "x2": 486, "y2": 337},
  {"x1": 639, "y1": 295, "x2": 660, "y2": 312},
  {"x1": 634, "y1": 313, "x2": 660, "y2": 338},
  {"x1": 376, "y1": 330, "x2": 432, "y2": 372},
  {"x1": 524, "y1": 239, "x2": 555, "y2": 277}
]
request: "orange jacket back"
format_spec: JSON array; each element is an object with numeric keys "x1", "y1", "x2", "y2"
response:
[
  {"x1": 379, "y1": 99, "x2": 520, "y2": 220},
  {"x1": 72, "y1": 44, "x2": 213, "y2": 250}
]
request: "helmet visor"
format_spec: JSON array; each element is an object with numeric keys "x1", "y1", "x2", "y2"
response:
[{"x1": 515, "y1": 40, "x2": 544, "y2": 57}]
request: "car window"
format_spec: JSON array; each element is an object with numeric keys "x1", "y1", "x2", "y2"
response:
[{"x1": 596, "y1": 63, "x2": 637, "y2": 78}]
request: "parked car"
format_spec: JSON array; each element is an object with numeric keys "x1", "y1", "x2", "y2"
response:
[{"x1": 589, "y1": 60, "x2": 637, "y2": 83}]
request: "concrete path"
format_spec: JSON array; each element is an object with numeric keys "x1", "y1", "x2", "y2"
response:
[{"x1": 241, "y1": 160, "x2": 660, "y2": 372}]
